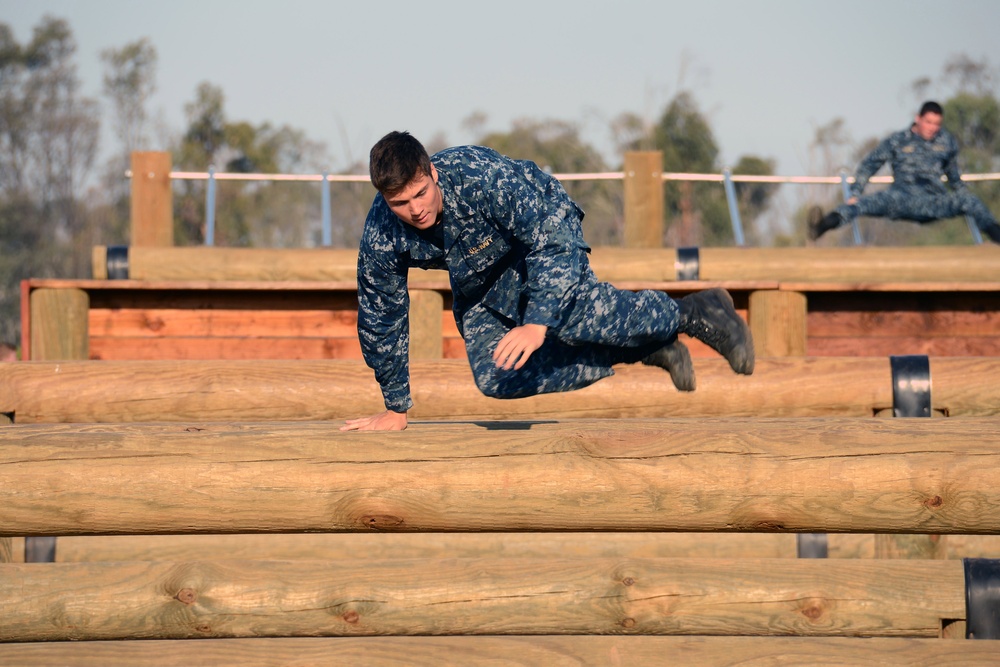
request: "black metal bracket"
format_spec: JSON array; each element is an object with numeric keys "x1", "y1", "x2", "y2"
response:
[
  {"x1": 675, "y1": 247, "x2": 700, "y2": 281},
  {"x1": 890, "y1": 355, "x2": 931, "y2": 418},
  {"x1": 24, "y1": 536, "x2": 56, "y2": 563},
  {"x1": 106, "y1": 245, "x2": 129, "y2": 280},
  {"x1": 796, "y1": 533, "x2": 828, "y2": 558},
  {"x1": 965, "y1": 558, "x2": 1000, "y2": 639}
]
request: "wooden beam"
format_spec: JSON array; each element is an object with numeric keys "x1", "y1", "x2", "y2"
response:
[
  {"x1": 91, "y1": 245, "x2": 1000, "y2": 283},
  {"x1": 28, "y1": 288, "x2": 89, "y2": 361},
  {"x1": 2, "y1": 418, "x2": 999, "y2": 535},
  {"x1": 46, "y1": 533, "x2": 1000, "y2": 563},
  {"x1": 2, "y1": 636, "x2": 995, "y2": 666},
  {"x1": 2, "y1": 357, "x2": 998, "y2": 423},
  {"x1": 749, "y1": 290, "x2": 807, "y2": 356},
  {"x1": 408, "y1": 289, "x2": 443, "y2": 359},
  {"x1": 623, "y1": 152, "x2": 664, "y2": 248},
  {"x1": 0, "y1": 558, "x2": 965, "y2": 641},
  {"x1": 129, "y1": 152, "x2": 173, "y2": 247}
]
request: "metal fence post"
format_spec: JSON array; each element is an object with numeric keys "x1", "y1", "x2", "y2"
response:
[
  {"x1": 321, "y1": 171, "x2": 332, "y2": 247},
  {"x1": 839, "y1": 169, "x2": 863, "y2": 245},
  {"x1": 722, "y1": 168, "x2": 746, "y2": 247},
  {"x1": 205, "y1": 165, "x2": 217, "y2": 247}
]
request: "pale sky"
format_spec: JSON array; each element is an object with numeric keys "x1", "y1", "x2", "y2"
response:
[{"x1": 3, "y1": 0, "x2": 1000, "y2": 177}]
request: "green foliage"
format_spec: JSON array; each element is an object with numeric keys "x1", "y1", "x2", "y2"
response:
[
  {"x1": 477, "y1": 119, "x2": 623, "y2": 244},
  {"x1": 630, "y1": 91, "x2": 777, "y2": 246},
  {"x1": 0, "y1": 16, "x2": 99, "y2": 344},
  {"x1": 171, "y1": 82, "x2": 347, "y2": 247}
]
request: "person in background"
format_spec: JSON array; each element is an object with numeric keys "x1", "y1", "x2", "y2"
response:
[{"x1": 809, "y1": 100, "x2": 1000, "y2": 243}]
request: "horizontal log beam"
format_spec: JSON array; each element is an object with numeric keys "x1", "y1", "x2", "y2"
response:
[
  {"x1": 39, "y1": 533, "x2": 1000, "y2": 563},
  {"x1": 0, "y1": 558, "x2": 965, "y2": 641},
  {"x1": 3, "y1": 357, "x2": 998, "y2": 423},
  {"x1": 92, "y1": 245, "x2": 1000, "y2": 283},
  {"x1": 4, "y1": 636, "x2": 995, "y2": 666},
  {"x1": 2, "y1": 418, "x2": 999, "y2": 535}
]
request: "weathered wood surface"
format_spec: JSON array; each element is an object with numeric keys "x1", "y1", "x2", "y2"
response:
[
  {"x1": 0, "y1": 558, "x2": 966, "y2": 641},
  {"x1": 129, "y1": 152, "x2": 173, "y2": 247},
  {"x1": 3, "y1": 418, "x2": 1000, "y2": 535},
  {"x1": 28, "y1": 288, "x2": 89, "y2": 361},
  {"x1": 5, "y1": 636, "x2": 997, "y2": 666},
  {"x1": 48, "y1": 533, "x2": 1000, "y2": 563},
  {"x1": 2, "y1": 357, "x2": 997, "y2": 423},
  {"x1": 623, "y1": 152, "x2": 664, "y2": 248},
  {"x1": 91, "y1": 245, "x2": 1000, "y2": 282}
]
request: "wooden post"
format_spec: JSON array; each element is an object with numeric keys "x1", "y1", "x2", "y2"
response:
[
  {"x1": 29, "y1": 288, "x2": 89, "y2": 361},
  {"x1": 874, "y1": 534, "x2": 947, "y2": 559},
  {"x1": 408, "y1": 289, "x2": 443, "y2": 359},
  {"x1": 623, "y1": 151, "x2": 663, "y2": 248},
  {"x1": 748, "y1": 290, "x2": 807, "y2": 357},
  {"x1": 0, "y1": 537, "x2": 12, "y2": 562},
  {"x1": 130, "y1": 151, "x2": 173, "y2": 247}
]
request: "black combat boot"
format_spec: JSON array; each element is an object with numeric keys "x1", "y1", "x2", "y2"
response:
[
  {"x1": 677, "y1": 288, "x2": 754, "y2": 375},
  {"x1": 642, "y1": 337, "x2": 695, "y2": 391},
  {"x1": 807, "y1": 206, "x2": 845, "y2": 241}
]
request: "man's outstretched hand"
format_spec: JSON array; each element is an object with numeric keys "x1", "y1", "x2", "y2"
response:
[
  {"x1": 493, "y1": 323, "x2": 547, "y2": 371},
  {"x1": 340, "y1": 410, "x2": 408, "y2": 431}
]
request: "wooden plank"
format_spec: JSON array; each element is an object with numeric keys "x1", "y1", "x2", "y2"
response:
[
  {"x1": 89, "y1": 308, "x2": 359, "y2": 338},
  {"x1": 4, "y1": 357, "x2": 999, "y2": 423},
  {"x1": 0, "y1": 558, "x2": 966, "y2": 641},
  {"x1": 806, "y1": 293, "x2": 1000, "y2": 337},
  {"x1": 89, "y1": 244, "x2": 1000, "y2": 283},
  {"x1": 3, "y1": 418, "x2": 1000, "y2": 535},
  {"x1": 46, "y1": 533, "x2": 1000, "y2": 563},
  {"x1": 3, "y1": 636, "x2": 996, "y2": 666},
  {"x1": 89, "y1": 336, "x2": 364, "y2": 361},
  {"x1": 808, "y1": 337, "x2": 1000, "y2": 358},
  {"x1": 129, "y1": 152, "x2": 173, "y2": 247}
]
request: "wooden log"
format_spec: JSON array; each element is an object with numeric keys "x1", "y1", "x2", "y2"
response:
[
  {"x1": 28, "y1": 288, "x2": 89, "y2": 361},
  {"x1": 2, "y1": 418, "x2": 1000, "y2": 535},
  {"x1": 130, "y1": 152, "x2": 173, "y2": 247},
  {"x1": 623, "y1": 152, "x2": 664, "y2": 248},
  {"x1": 2, "y1": 357, "x2": 998, "y2": 424},
  {"x1": 91, "y1": 245, "x2": 451, "y2": 283},
  {"x1": 749, "y1": 290, "x2": 807, "y2": 357},
  {"x1": 0, "y1": 558, "x2": 966, "y2": 641},
  {"x1": 91, "y1": 245, "x2": 1000, "y2": 283},
  {"x1": 3, "y1": 637, "x2": 996, "y2": 666},
  {"x1": 46, "y1": 533, "x2": 1000, "y2": 563}
]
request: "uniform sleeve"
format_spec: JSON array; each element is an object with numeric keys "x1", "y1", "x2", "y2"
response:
[
  {"x1": 943, "y1": 134, "x2": 967, "y2": 192},
  {"x1": 357, "y1": 203, "x2": 413, "y2": 413},
  {"x1": 851, "y1": 135, "x2": 894, "y2": 198},
  {"x1": 486, "y1": 159, "x2": 586, "y2": 329}
]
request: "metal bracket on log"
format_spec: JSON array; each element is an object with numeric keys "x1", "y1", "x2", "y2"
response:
[
  {"x1": 890, "y1": 354, "x2": 931, "y2": 418},
  {"x1": 24, "y1": 537, "x2": 56, "y2": 563},
  {"x1": 965, "y1": 558, "x2": 1000, "y2": 639},
  {"x1": 675, "y1": 247, "x2": 700, "y2": 281},
  {"x1": 106, "y1": 245, "x2": 130, "y2": 280},
  {"x1": 796, "y1": 533, "x2": 828, "y2": 558}
]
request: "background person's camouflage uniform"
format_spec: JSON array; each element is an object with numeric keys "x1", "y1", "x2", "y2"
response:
[
  {"x1": 357, "y1": 145, "x2": 680, "y2": 412},
  {"x1": 830, "y1": 126, "x2": 1000, "y2": 242}
]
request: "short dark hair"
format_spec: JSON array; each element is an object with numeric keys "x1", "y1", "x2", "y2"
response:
[
  {"x1": 919, "y1": 100, "x2": 944, "y2": 117},
  {"x1": 369, "y1": 131, "x2": 432, "y2": 195}
]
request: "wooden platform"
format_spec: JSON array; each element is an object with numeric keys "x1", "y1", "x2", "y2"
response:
[{"x1": 21, "y1": 278, "x2": 1000, "y2": 362}]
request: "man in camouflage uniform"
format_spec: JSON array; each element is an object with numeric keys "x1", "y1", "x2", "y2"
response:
[
  {"x1": 809, "y1": 101, "x2": 1000, "y2": 243},
  {"x1": 342, "y1": 131, "x2": 754, "y2": 431}
]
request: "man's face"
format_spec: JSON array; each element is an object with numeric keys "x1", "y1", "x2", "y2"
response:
[
  {"x1": 913, "y1": 111, "x2": 943, "y2": 141},
  {"x1": 384, "y1": 164, "x2": 443, "y2": 230}
]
